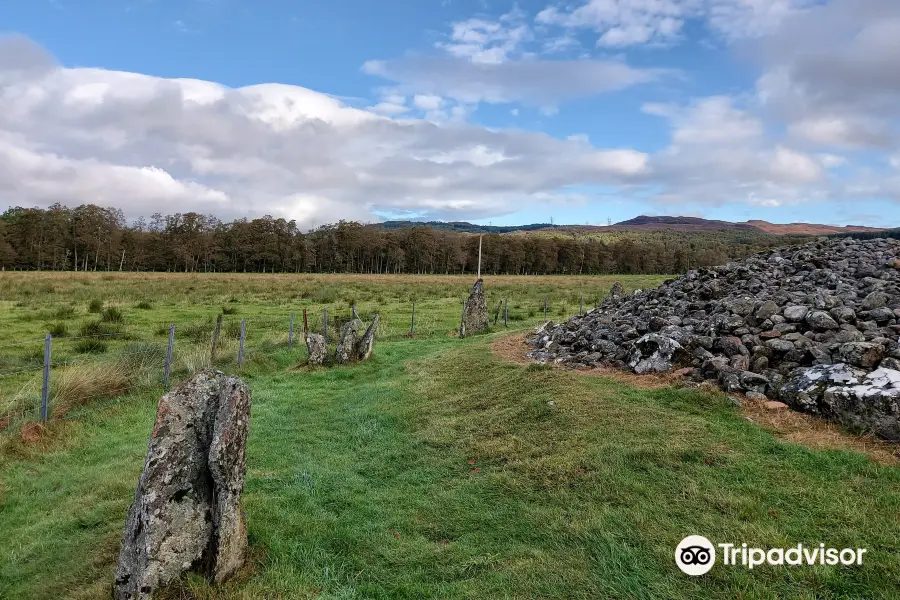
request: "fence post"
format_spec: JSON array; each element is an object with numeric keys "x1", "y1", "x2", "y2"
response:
[
  {"x1": 352, "y1": 304, "x2": 358, "y2": 320},
  {"x1": 460, "y1": 298, "x2": 466, "y2": 331},
  {"x1": 237, "y1": 318, "x2": 246, "y2": 367},
  {"x1": 323, "y1": 308, "x2": 328, "y2": 343},
  {"x1": 504, "y1": 297, "x2": 508, "y2": 328},
  {"x1": 288, "y1": 312, "x2": 295, "y2": 349},
  {"x1": 410, "y1": 302, "x2": 415, "y2": 336},
  {"x1": 164, "y1": 324, "x2": 175, "y2": 390},
  {"x1": 303, "y1": 308, "x2": 309, "y2": 334},
  {"x1": 211, "y1": 314, "x2": 222, "y2": 363},
  {"x1": 543, "y1": 296, "x2": 548, "y2": 320},
  {"x1": 579, "y1": 295, "x2": 583, "y2": 316},
  {"x1": 40, "y1": 333, "x2": 51, "y2": 422}
]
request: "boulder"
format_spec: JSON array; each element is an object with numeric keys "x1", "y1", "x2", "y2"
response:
[
  {"x1": 628, "y1": 334, "x2": 684, "y2": 374},
  {"x1": 460, "y1": 279, "x2": 489, "y2": 338},
  {"x1": 114, "y1": 371, "x2": 251, "y2": 600},
  {"x1": 305, "y1": 333, "x2": 327, "y2": 365}
]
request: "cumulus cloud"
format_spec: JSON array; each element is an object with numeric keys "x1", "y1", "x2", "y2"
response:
[{"x1": 0, "y1": 35, "x2": 653, "y2": 226}]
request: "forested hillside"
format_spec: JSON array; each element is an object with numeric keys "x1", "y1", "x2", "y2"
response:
[{"x1": 1, "y1": 204, "x2": 813, "y2": 275}]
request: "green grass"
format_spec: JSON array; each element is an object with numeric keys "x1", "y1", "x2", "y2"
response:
[
  {"x1": 1, "y1": 335, "x2": 898, "y2": 599},
  {"x1": 0, "y1": 272, "x2": 665, "y2": 421}
]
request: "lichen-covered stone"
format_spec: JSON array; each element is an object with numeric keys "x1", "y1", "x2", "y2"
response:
[
  {"x1": 114, "y1": 371, "x2": 251, "y2": 600},
  {"x1": 305, "y1": 333, "x2": 327, "y2": 365},
  {"x1": 336, "y1": 315, "x2": 379, "y2": 363},
  {"x1": 460, "y1": 279, "x2": 488, "y2": 338}
]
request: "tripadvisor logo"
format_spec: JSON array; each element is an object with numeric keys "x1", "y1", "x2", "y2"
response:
[{"x1": 675, "y1": 536, "x2": 867, "y2": 576}]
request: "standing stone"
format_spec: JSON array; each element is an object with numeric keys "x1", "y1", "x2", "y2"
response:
[
  {"x1": 336, "y1": 315, "x2": 379, "y2": 364},
  {"x1": 358, "y1": 314, "x2": 379, "y2": 361},
  {"x1": 609, "y1": 282, "x2": 626, "y2": 299},
  {"x1": 335, "y1": 318, "x2": 364, "y2": 364},
  {"x1": 114, "y1": 371, "x2": 251, "y2": 600},
  {"x1": 305, "y1": 333, "x2": 327, "y2": 365},
  {"x1": 460, "y1": 279, "x2": 488, "y2": 338}
]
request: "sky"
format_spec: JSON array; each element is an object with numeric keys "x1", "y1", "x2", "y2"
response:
[{"x1": 0, "y1": 0, "x2": 898, "y2": 229}]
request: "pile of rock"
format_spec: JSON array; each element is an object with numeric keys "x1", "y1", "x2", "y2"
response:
[{"x1": 527, "y1": 237, "x2": 900, "y2": 440}]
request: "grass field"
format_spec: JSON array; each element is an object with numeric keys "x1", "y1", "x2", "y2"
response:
[{"x1": 1, "y1": 273, "x2": 899, "y2": 599}]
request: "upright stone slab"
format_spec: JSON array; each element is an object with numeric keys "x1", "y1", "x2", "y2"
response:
[
  {"x1": 306, "y1": 332, "x2": 327, "y2": 365},
  {"x1": 460, "y1": 279, "x2": 488, "y2": 338},
  {"x1": 358, "y1": 314, "x2": 379, "y2": 361},
  {"x1": 335, "y1": 318, "x2": 364, "y2": 364},
  {"x1": 336, "y1": 315, "x2": 379, "y2": 364},
  {"x1": 114, "y1": 371, "x2": 251, "y2": 600}
]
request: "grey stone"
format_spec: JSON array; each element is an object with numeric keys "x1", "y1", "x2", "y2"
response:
[
  {"x1": 460, "y1": 279, "x2": 489, "y2": 338},
  {"x1": 305, "y1": 333, "x2": 327, "y2": 365},
  {"x1": 861, "y1": 291, "x2": 890, "y2": 311},
  {"x1": 838, "y1": 342, "x2": 885, "y2": 369},
  {"x1": 784, "y1": 305, "x2": 809, "y2": 322},
  {"x1": 114, "y1": 371, "x2": 251, "y2": 600},
  {"x1": 755, "y1": 301, "x2": 780, "y2": 321},
  {"x1": 336, "y1": 315, "x2": 380, "y2": 364},
  {"x1": 806, "y1": 311, "x2": 840, "y2": 331},
  {"x1": 628, "y1": 334, "x2": 684, "y2": 374}
]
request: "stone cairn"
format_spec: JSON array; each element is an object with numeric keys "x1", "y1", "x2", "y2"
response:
[
  {"x1": 460, "y1": 279, "x2": 489, "y2": 338},
  {"x1": 114, "y1": 371, "x2": 252, "y2": 599},
  {"x1": 527, "y1": 237, "x2": 900, "y2": 441}
]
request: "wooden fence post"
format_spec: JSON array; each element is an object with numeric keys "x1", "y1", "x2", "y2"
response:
[
  {"x1": 237, "y1": 318, "x2": 246, "y2": 367},
  {"x1": 504, "y1": 297, "x2": 508, "y2": 328},
  {"x1": 303, "y1": 308, "x2": 309, "y2": 334},
  {"x1": 40, "y1": 333, "x2": 51, "y2": 422},
  {"x1": 579, "y1": 295, "x2": 583, "y2": 316},
  {"x1": 323, "y1": 308, "x2": 328, "y2": 343},
  {"x1": 164, "y1": 324, "x2": 175, "y2": 390},
  {"x1": 543, "y1": 296, "x2": 548, "y2": 320},
  {"x1": 410, "y1": 302, "x2": 416, "y2": 336}
]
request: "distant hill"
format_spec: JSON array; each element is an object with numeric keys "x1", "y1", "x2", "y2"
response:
[
  {"x1": 743, "y1": 220, "x2": 886, "y2": 235},
  {"x1": 375, "y1": 216, "x2": 886, "y2": 236},
  {"x1": 376, "y1": 220, "x2": 557, "y2": 234}
]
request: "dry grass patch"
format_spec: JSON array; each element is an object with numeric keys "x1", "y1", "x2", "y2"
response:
[{"x1": 51, "y1": 362, "x2": 133, "y2": 417}]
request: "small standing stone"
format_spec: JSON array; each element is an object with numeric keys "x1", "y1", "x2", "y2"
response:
[{"x1": 306, "y1": 332, "x2": 327, "y2": 365}]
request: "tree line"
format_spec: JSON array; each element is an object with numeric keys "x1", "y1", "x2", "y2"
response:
[{"x1": 0, "y1": 204, "x2": 811, "y2": 275}]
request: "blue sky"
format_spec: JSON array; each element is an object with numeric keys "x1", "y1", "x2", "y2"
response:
[{"x1": 0, "y1": 0, "x2": 898, "y2": 228}]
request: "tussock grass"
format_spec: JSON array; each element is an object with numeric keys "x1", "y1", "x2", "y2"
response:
[
  {"x1": 87, "y1": 299, "x2": 103, "y2": 313},
  {"x1": 50, "y1": 362, "x2": 132, "y2": 416}
]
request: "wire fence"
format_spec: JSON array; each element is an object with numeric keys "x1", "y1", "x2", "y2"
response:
[{"x1": 0, "y1": 294, "x2": 599, "y2": 432}]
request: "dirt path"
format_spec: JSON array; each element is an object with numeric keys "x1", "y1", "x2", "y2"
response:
[{"x1": 491, "y1": 332, "x2": 899, "y2": 465}]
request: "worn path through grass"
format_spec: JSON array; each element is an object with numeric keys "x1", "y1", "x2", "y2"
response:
[{"x1": 1, "y1": 334, "x2": 899, "y2": 599}]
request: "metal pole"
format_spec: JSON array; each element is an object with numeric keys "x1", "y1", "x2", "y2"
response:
[
  {"x1": 504, "y1": 297, "x2": 508, "y2": 328},
  {"x1": 237, "y1": 318, "x2": 246, "y2": 367},
  {"x1": 40, "y1": 333, "x2": 51, "y2": 422},
  {"x1": 288, "y1": 312, "x2": 295, "y2": 349},
  {"x1": 323, "y1": 308, "x2": 328, "y2": 343},
  {"x1": 410, "y1": 302, "x2": 415, "y2": 336},
  {"x1": 164, "y1": 324, "x2": 175, "y2": 390}
]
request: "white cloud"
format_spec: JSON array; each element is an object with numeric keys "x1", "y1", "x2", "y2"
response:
[
  {"x1": 0, "y1": 36, "x2": 652, "y2": 226},
  {"x1": 412, "y1": 94, "x2": 444, "y2": 111}
]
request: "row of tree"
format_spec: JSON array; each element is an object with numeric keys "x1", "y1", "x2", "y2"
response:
[{"x1": 1, "y1": 204, "x2": 809, "y2": 275}]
